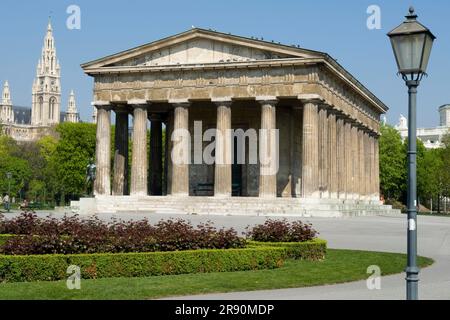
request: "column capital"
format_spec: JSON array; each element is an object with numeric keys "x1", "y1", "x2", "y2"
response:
[
  {"x1": 318, "y1": 103, "x2": 333, "y2": 111},
  {"x1": 128, "y1": 99, "x2": 148, "y2": 107},
  {"x1": 169, "y1": 99, "x2": 191, "y2": 108},
  {"x1": 212, "y1": 98, "x2": 233, "y2": 107},
  {"x1": 92, "y1": 101, "x2": 112, "y2": 110},
  {"x1": 298, "y1": 94, "x2": 325, "y2": 104},
  {"x1": 256, "y1": 96, "x2": 278, "y2": 105}
]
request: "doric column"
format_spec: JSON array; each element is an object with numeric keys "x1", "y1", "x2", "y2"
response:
[
  {"x1": 369, "y1": 134, "x2": 376, "y2": 200},
  {"x1": 112, "y1": 108, "x2": 129, "y2": 196},
  {"x1": 94, "y1": 103, "x2": 111, "y2": 196},
  {"x1": 213, "y1": 100, "x2": 233, "y2": 197},
  {"x1": 336, "y1": 116, "x2": 346, "y2": 199},
  {"x1": 300, "y1": 96, "x2": 321, "y2": 198},
  {"x1": 292, "y1": 106, "x2": 303, "y2": 198},
  {"x1": 356, "y1": 124, "x2": 364, "y2": 200},
  {"x1": 358, "y1": 128, "x2": 365, "y2": 200},
  {"x1": 318, "y1": 105, "x2": 329, "y2": 198},
  {"x1": 328, "y1": 112, "x2": 338, "y2": 199},
  {"x1": 170, "y1": 102, "x2": 190, "y2": 196},
  {"x1": 364, "y1": 132, "x2": 371, "y2": 199},
  {"x1": 130, "y1": 101, "x2": 148, "y2": 196},
  {"x1": 374, "y1": 135, "x2": 380, "y2": 200},
  {"x1": 150, "y1": 114, "x2": 163, "y2": 196},
  {"x1": 351, "y1": 125, "x2": 359, "y2": 200},
  {"x1": 258, "y1": 97, "x2": 278, "y2": 198},
  {"x1": 344, "y1": 120, "x2": 352, "y2": 199}
]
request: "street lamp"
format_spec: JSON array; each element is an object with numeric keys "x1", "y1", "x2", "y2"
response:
[{"x1": 388, "y1": 7, "x2": 436, "y2": 300}]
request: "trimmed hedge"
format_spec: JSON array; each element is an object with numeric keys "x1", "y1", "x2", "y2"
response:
[
  {"x1": 0, "y1": 240, "x2": 327, "y2": 283},
  {"x1": 250, "y1": 239, "x2": 327, "y2": 261},
  {"x1": 0, "y1": 247, "x2": 286, "y2": 283}
]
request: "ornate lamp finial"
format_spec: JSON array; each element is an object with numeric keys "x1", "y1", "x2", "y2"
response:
[{"x1": 406, "y1": 6, "x2": 418, "y2": 20}]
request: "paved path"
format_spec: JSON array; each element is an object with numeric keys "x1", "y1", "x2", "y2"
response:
[
  {"x1": 156, "y1": 214, "x2": 449, "y2": 300},
  {"x1": 3, "y1": 211, "x2": 450, "y2": 299}
]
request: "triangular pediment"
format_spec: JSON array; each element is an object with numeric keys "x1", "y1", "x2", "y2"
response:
[{"x1": 82, "y1": 29, "x2": 324, "y2": 69}]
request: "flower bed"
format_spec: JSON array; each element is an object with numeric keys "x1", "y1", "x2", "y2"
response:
[
  {"x1": 0, "y1": 214, "x2": 245, "y2": 255},
  {"x1": 0, "y1": 214, "x2": 327, "y2": 283}
]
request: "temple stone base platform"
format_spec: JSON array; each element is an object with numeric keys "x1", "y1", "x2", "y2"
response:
[{"x1": 71, "y1": 197, "x2": 400, "y2": 218}]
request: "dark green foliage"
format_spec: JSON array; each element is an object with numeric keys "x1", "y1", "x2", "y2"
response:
[
  {"x1": 0, "y1": 246, "x2": 291, "y2": 283},
  {"x1": 379, "y1": 124, "x2": 406, "y2": 200},
  {"x1": 249, "y1": 239, "x2": 327, "y2": 261}
]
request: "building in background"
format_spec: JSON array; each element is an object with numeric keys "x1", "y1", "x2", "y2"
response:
[
  {"x1": 64, "y1": 90, "x2": 80, "y2": 123},
  {"x1": 395, "y1": 105, "x2": 450, "y2": 149},
  {"x1": 0, "y1": 20, "x2": 80, "y2": 142},
  {"x1": 0, "y1": 81, "x2": 14, "y2": 124}
]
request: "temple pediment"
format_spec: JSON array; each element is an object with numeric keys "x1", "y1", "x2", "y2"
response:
[{"x1": 82, "y1": 28, "x2": 323, "y2": 69}]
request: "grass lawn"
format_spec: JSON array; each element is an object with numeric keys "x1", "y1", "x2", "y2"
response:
[{"x1": 0, "y1": 249, "x2": 433, "y2": 300}]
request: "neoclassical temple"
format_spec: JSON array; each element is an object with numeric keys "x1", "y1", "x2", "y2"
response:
[{"x1": 80, "y1": 28, "x2": 396, "y2": 216}]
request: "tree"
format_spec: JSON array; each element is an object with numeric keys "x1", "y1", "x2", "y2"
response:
[
  {"x1": 0, "y1": 136, "x2": 32, "y2": 198},
  {"x1": 379, "y1": 124, "x2": 406, "y2": 200},
  {"x1": 49, "y1": 123, "x2": 97, "y2": 202}
]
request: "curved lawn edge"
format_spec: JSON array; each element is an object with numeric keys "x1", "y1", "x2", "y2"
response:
[{"x1": 0, "y1": 249, "x2": 434, "y2": 300}]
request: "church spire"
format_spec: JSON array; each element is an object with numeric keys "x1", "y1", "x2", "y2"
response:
[
  {"x1": 65, "y1": 90, "x2": 79, "y2": 123},
  {"x1": 2, "y1": 81, "x2": 11, "y2": 105},
  {"x1": 31, "y1": 20, "x2": 61, "y2": 126},
  {"x1": 47, "y1": 16, "x2": 53, "y2": 32},
  {"x1": 1, "y1": 81, "x2": 14, "y2": 124}
]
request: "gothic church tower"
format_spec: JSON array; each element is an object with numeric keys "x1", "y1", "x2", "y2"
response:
[
  {"x1": 65, "y1": 90, "x2": 80, "y2": 123},
  {"x1": 31, "y1": 20, "x2": 61, "y2": 126},
  {"x1": 0, "y1": 81, "x2": 14, "y2": 123}
]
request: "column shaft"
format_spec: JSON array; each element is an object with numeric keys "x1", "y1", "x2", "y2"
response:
[
  {"x1": 94, "y1": 106, "x2": 111, "y2": 196},
  {"x1": 318, "y1": 106, "x2": 329, "y2": 198},
  {"x1": 337, "y1": 118, "x2": 346, "y2": 199},
  {"x1": 374, "y1": 137, "x2": 380, "y2": 200},
  {"x1": 259, "y1": 100, "x2": 278, "y2": 198},
  {"x1": 214, "y1": 102, "x2": 232, "y2": 197},
  {"x1": 351, "y1": 125, "x2": 359, "y2": 200},
  {"x1": 358, "y1": 129, "x2": 365, "y2": 200},
  {"x1": 171, "y1": 104, "x2": 190, "y2": 196},
  {"x1": 113, "y1": 110, "x2": 129, "y2": 195},
  {"x1": 344, "y1": 121, "x2": 352, "y2": 199},
  {"x1": 369, "y1": 135, "x2": 376, "y2": 199},
  {"x1": 302, "y1": 101, "x2": 320, "y2": 198},
  {"x1": 328, "y1": 113, "x2": 338, "y2": 198},
  {"x1": 364, "y1": 132, "x2": 371, "y2": 198},
  {"x1": 131, "y1": 106, "x2": 148, "y2": 196}
]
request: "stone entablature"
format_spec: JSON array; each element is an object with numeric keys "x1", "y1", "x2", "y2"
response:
[{"x1": 91, "y1": 62, "x2": 380, "y2": 135}]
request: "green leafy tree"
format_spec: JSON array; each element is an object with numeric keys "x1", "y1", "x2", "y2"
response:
[
  {"x1": 49, "y1": 123, "x2": 97, "y2": 202},
  {"x1": 0, "y1": 136, "x2": 32, "y2": 197},
  {"x1": 379, "y1": 124, "x2": 406, "y2": 200}
]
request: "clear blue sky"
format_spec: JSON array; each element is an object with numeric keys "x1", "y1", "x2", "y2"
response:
[{"x1": 0, "y1": 0, "x2": 448, "y2": 127}]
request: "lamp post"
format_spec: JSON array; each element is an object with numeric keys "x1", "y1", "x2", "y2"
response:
[{"x1": 388, "y1": 7, "x2": 435, "y2": 300}]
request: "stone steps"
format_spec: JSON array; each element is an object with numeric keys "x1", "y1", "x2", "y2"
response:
[{"x1": 77, "y1": 196, "x2": 401, "y2": 217}]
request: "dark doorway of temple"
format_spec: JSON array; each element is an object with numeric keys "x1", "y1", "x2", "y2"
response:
[{"x1": 232, "y1": 136, "x2": 243, "y2": 196}]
